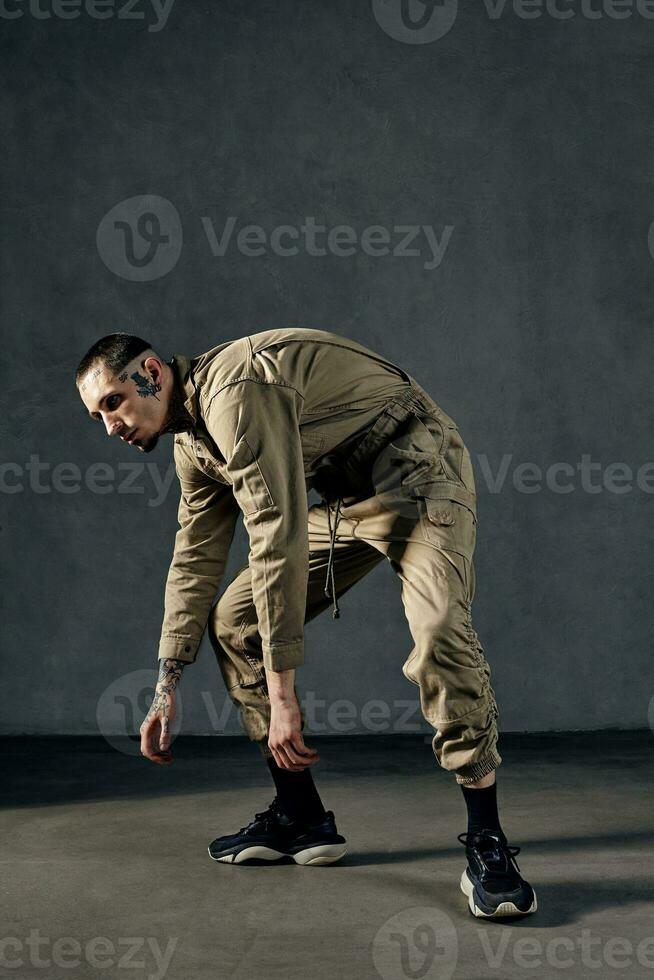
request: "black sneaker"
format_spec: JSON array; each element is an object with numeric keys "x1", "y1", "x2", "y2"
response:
[
  {"x1": 458, "y1": 829, "x2": 537, "y2": 918},
  {"x1": 208, "y1": 796, "x2": 348, "y2": 866}
]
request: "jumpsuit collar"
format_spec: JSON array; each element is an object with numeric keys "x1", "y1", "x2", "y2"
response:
[{"x1": 169, "y1": 353, "x2": 200, "y2": 427}]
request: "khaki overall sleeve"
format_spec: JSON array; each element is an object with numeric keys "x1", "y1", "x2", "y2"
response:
[
  {"x1": 205, "y1": 381, "x2": 309, "y2": 672},
  {"x1": 158, "y1": 446, "x2": 240, "y2": 664}
]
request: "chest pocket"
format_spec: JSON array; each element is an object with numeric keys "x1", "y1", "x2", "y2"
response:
[{"x1": 175, "y1": 434, "x2": 228, "y2": 483}]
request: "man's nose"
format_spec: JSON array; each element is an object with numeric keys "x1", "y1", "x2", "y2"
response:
[{"x1": 104, "y1": 416, "x2": 122, "y2": 437}]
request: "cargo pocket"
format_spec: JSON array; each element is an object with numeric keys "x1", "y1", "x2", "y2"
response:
[
  {"x1": 216, "y1": 654, "x2": 260, "y2": 692},
  {"x1": 418, "y1": 496, "x2": 477, "y2": 564},
  {"x1": 370, "y1": 416, "x2": 443, "y2": 518},
  {"x1": 208, "y1": 607, "x2": 260, "y2": 690}
]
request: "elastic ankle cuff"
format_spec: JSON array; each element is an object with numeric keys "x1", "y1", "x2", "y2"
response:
[{"x1": 455, "y1": 747, "x2": 501, "y2": 785}]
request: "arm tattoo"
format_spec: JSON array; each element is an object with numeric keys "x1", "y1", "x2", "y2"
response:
[
  {"x1": 146, "y1": 658, "x2": 186, "y2": 724},
  {"x1": 157, "y1": 657, "x2": 186, "y2": 692}
]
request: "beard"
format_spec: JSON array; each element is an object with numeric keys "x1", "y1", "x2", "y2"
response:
[{"x1": 139, "y1": 432, "x2": 161, "y2": 454}]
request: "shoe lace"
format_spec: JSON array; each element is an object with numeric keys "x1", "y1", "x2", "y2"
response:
[
  {"x1": 457, "y1": 830, "x2": 522, "y2": 876},
  {"x1": 238, "y1": 797, "x2": 285, "y2": 835}
]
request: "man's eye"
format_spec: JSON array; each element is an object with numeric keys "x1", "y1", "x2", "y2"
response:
[{"x1": 107, "y1": 395, "x2": 120, "y2": 409}]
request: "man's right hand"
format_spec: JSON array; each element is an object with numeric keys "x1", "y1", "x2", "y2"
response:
[{"x1": 139, "y1": 658, "x2": 186, "y2": 765}]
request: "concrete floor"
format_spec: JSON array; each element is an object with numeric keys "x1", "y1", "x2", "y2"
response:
[{"x1": 3, "y1": 732, "x2": 654, "y2": 980}]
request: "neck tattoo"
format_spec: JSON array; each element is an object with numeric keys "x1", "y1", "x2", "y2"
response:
[{"x1": 160, "y1": 365, "x2": 195, "y2": 434}]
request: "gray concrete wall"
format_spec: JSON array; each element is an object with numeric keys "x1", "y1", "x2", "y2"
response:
[{"x1": 2, "y1": 0, "x2": 653, "y2": 737}]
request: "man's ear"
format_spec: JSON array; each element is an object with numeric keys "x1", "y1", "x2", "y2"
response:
[{"x1": 142, "y1": 354, "x2": 164, "y2": 383}]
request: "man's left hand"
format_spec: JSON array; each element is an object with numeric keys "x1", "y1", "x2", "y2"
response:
[{"x1": 268, "y1": 695, "x2": 320, "y2": 771}]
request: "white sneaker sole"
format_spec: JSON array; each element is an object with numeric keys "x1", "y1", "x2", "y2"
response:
[
  {"x1": 208, "y1": 843, "x2": 348, "y2": 866},
  {"x1": 460, "y1": 869, "x2": 537, "y2": 918}
]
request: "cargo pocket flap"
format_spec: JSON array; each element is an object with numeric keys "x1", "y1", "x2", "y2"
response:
[
  {"x1": 415, "y1": 480, "x2": 477, "y2": 520},
  {"x1": 420, "y1": 496, "x2": 477, "y2": 561}
]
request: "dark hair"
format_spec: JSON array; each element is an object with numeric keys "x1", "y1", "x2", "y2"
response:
[{"x1": 75, "y1": 333, "x2": 155, "y2": 385}]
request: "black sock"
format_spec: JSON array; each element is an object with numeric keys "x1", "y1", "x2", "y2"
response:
[
  {"x1": 266, "y1": 757, "x2": 327, "y2": 825},
  {"x1": 460, "y1": 781, "x2": 506, "y2": 842}
]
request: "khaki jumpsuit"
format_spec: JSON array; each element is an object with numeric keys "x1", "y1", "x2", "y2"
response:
[{"x1": 158, "y1": 328, "x2": 501, "y2": 785}]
